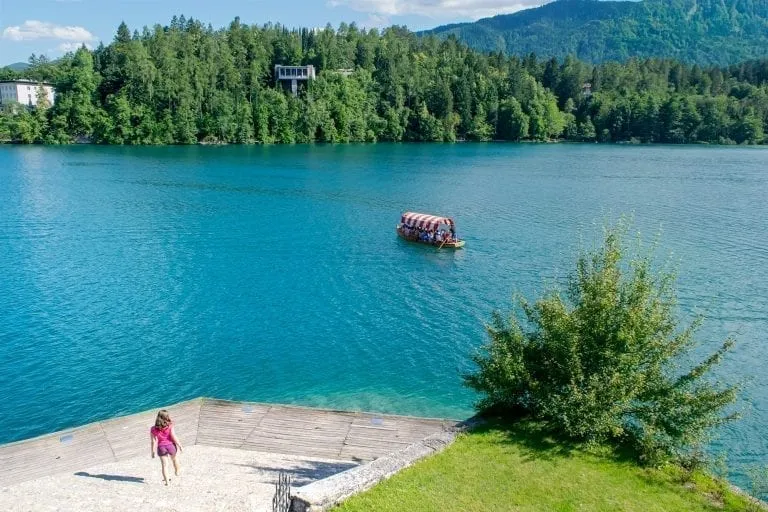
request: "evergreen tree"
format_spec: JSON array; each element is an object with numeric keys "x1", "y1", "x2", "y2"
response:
[
  {"x1": 733, "y1": 108, "x2": 765, "y2": 143},
  {"x1": 49, "y1": 48, "x2": 98, "y2": 142},
  {"x1": 498, "y1": 98, "x2": 529, "y2": 140}
]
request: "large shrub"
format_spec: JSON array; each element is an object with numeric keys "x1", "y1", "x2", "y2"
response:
[{"x1": 464, "y1": 223, "x2": 738, "y2": 464}]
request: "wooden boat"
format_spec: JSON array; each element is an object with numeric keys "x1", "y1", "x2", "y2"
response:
[{"x1": 396, "y1": 212, "x2": 466, "y2": 249}]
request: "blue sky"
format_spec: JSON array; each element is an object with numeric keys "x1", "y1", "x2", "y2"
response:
[{"x1": 0, "y1": 0, "x2": 553, "y2": 65}]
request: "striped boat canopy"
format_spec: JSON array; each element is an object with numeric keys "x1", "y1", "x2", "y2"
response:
[{"x1": 401, "y1": 212, "x2": 455, "y2": 230}]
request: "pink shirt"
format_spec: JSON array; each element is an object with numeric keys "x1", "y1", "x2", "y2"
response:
[{"x1": 151, "y1": 424, "x2": 174, "y2": 447}]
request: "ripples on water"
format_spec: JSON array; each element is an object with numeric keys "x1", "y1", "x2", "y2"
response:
[{"x1": 0, "y1": 144, "x2": 766, "y2": 486}]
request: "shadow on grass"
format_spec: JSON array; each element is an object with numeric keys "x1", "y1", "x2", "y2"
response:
[
  {"x1": 233, "y1": 459, "x2": 358, "y2": 486},
  {"x1": 473, "y1": 414, "x2": 637, "y2": 465}
]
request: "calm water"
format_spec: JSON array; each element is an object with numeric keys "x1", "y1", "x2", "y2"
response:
[{"x1": 1, "y1": 144, "x2": 766, "y2": 481}]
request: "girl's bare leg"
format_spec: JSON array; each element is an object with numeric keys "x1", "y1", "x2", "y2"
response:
[
  {"x1": 171, "y1": 453, "x2": 181, "y2": 476},
  {"x1": 160, "y1": 455, "x2": 169, "y2": 485}
]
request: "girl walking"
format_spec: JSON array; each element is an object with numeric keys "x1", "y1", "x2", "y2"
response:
[{"x1": 150, "y1": 409, "x2": 183, "y2": 485}]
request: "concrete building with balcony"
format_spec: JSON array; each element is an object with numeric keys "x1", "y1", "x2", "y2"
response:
[{"x1": 274, "y1": 65, "x2": 316, "y2": 95}]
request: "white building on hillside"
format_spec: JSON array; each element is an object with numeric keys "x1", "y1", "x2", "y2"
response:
[{"x1": 0, "y1": 80, "x2": 55, "y2": 107}]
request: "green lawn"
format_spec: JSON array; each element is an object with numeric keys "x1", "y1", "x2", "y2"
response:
[{"x1": 334, "y1": 419, "x2": 754, "y2": 512}]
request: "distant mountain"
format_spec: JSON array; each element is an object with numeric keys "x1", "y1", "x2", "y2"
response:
[
  {"x1": 424, "y1": 0, "x2": 768, "y2": 65},
  {"x1": 4, "y1": 62, "x2": 30, "y2": 72}
]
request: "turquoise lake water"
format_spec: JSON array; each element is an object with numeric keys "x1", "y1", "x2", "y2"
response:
[{"x1": 0, "y1": 143, "x2": 766, "y2": 481}]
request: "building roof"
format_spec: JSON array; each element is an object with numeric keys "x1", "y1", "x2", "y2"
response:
[{"x1": 0, "y1": 79, "x2": 54, "y2": 86}]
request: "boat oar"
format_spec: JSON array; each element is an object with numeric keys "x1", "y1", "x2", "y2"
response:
[{"x1": 438, "y1": 240, "x2": 446, "y2": 250}]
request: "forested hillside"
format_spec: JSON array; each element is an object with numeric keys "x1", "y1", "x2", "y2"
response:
[
  {"x1": 426, "y1": 0, "x2": 768, "y2": 65},
  {"x1": 0, "y1": 16, "x2": 767, "y2": 145}
]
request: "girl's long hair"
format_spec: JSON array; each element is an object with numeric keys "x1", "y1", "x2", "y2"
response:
[{"x1": 154, "y1": 409, "x2": 172, "y2": 429}]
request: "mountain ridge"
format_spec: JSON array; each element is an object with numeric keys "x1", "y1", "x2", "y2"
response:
[
  {"x1": 2, "y1": 62, "x2": 31, "y2": 72},
  {"x1": 423, "y1": 0, "x2": 768, "y2": 65}
]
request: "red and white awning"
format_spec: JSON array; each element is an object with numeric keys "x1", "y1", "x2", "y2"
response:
[{"x1": 400, "y1": 212, "x2": 455, "y2": 230}]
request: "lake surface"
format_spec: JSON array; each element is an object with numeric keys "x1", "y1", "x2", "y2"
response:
[{"x1": 1, "y1": 144, "x2": 766, "y2": 483}]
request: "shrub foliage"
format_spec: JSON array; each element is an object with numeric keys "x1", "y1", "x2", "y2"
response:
[{"x1": 464, "y1": 223, "x2": 738, "y2": 463}]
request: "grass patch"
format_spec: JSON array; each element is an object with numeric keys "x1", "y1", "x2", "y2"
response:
[{"x1": 334, "y1": 418, "x2": 753, "y2": 512}]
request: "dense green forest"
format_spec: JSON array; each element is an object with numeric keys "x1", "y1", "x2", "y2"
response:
[
  {"x1": 0, "y1": 16, "x2": 767, "y2": 145},
  {"x1": 426, "y1": 0, "x2": 768, "y2": 65}
]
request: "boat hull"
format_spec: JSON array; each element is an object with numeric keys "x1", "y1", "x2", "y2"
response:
[{"x1": 396, "y1": 226, "x2": 465, "y2": 249}]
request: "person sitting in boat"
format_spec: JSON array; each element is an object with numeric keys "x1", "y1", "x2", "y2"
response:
[{"x1": 435, "y1": 230, "x2": 443, "y2": 243}]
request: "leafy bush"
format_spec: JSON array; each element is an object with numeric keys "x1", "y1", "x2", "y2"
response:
[
  {"x1": 746, "y1": 465, "x2": 768, "y2": 509},
  {"x1": 464, "y1": 222, "x2": 738, "y2": 464}
]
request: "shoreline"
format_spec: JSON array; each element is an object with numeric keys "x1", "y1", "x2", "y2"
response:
[
  {"x1": 1, "y1": 139, "x2": 766, "y2": 147},
  {"x1": 2, "y1": 398, "x2": 765, "y2": 510}
]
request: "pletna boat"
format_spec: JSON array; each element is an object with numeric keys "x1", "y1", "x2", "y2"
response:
[{"x1": 397, "y1": 212, "x2": 465, "y2": 249}]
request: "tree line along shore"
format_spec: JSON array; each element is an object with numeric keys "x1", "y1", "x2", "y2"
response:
[{"x1": 0, "y1": 16, "x2": 767, "y2": 145}]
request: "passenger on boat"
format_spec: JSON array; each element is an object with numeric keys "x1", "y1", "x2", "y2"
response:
[{"x1": 400, "y1": 218, "x2": 459, "y2": 245}]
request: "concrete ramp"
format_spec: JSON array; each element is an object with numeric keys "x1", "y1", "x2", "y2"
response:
[{"x1": 0, "y1": 399, "x2": 201, "y2": 488}]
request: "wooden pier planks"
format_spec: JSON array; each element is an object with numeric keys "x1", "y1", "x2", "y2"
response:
[
  {"x1": 340, "y1": 413, "x2": 455, "y2": 461},
  {"x1": 0, "y1": 397, "x2": 456, "y2": 488},
  {"x1": 196, "y1": 399, "x2": 271, "y2": 449},
  {"x1": 241, "y1": 406, "x2": 355, "y2": 460},
  {"x1": 196, "y1": 400, "x2": 456, "y2": 463}
]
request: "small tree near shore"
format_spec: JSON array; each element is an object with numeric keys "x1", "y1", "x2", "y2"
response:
[{"x1": 464, "y1": 222, "x2": 738, "y2": 464}]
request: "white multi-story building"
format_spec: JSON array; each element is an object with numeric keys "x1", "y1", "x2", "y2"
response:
[{"x1": 0, "y1": 80, "x2": 55, "y2": 107}]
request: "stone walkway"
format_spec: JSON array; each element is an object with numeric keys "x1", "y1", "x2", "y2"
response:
[{"x1": 1, "y1": 445, "x2": 358, "y2": 512}]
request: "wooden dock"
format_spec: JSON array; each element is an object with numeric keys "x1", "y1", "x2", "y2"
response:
[{"x1": 0, "y1": 398, "x2": 457, "y2": 488}]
